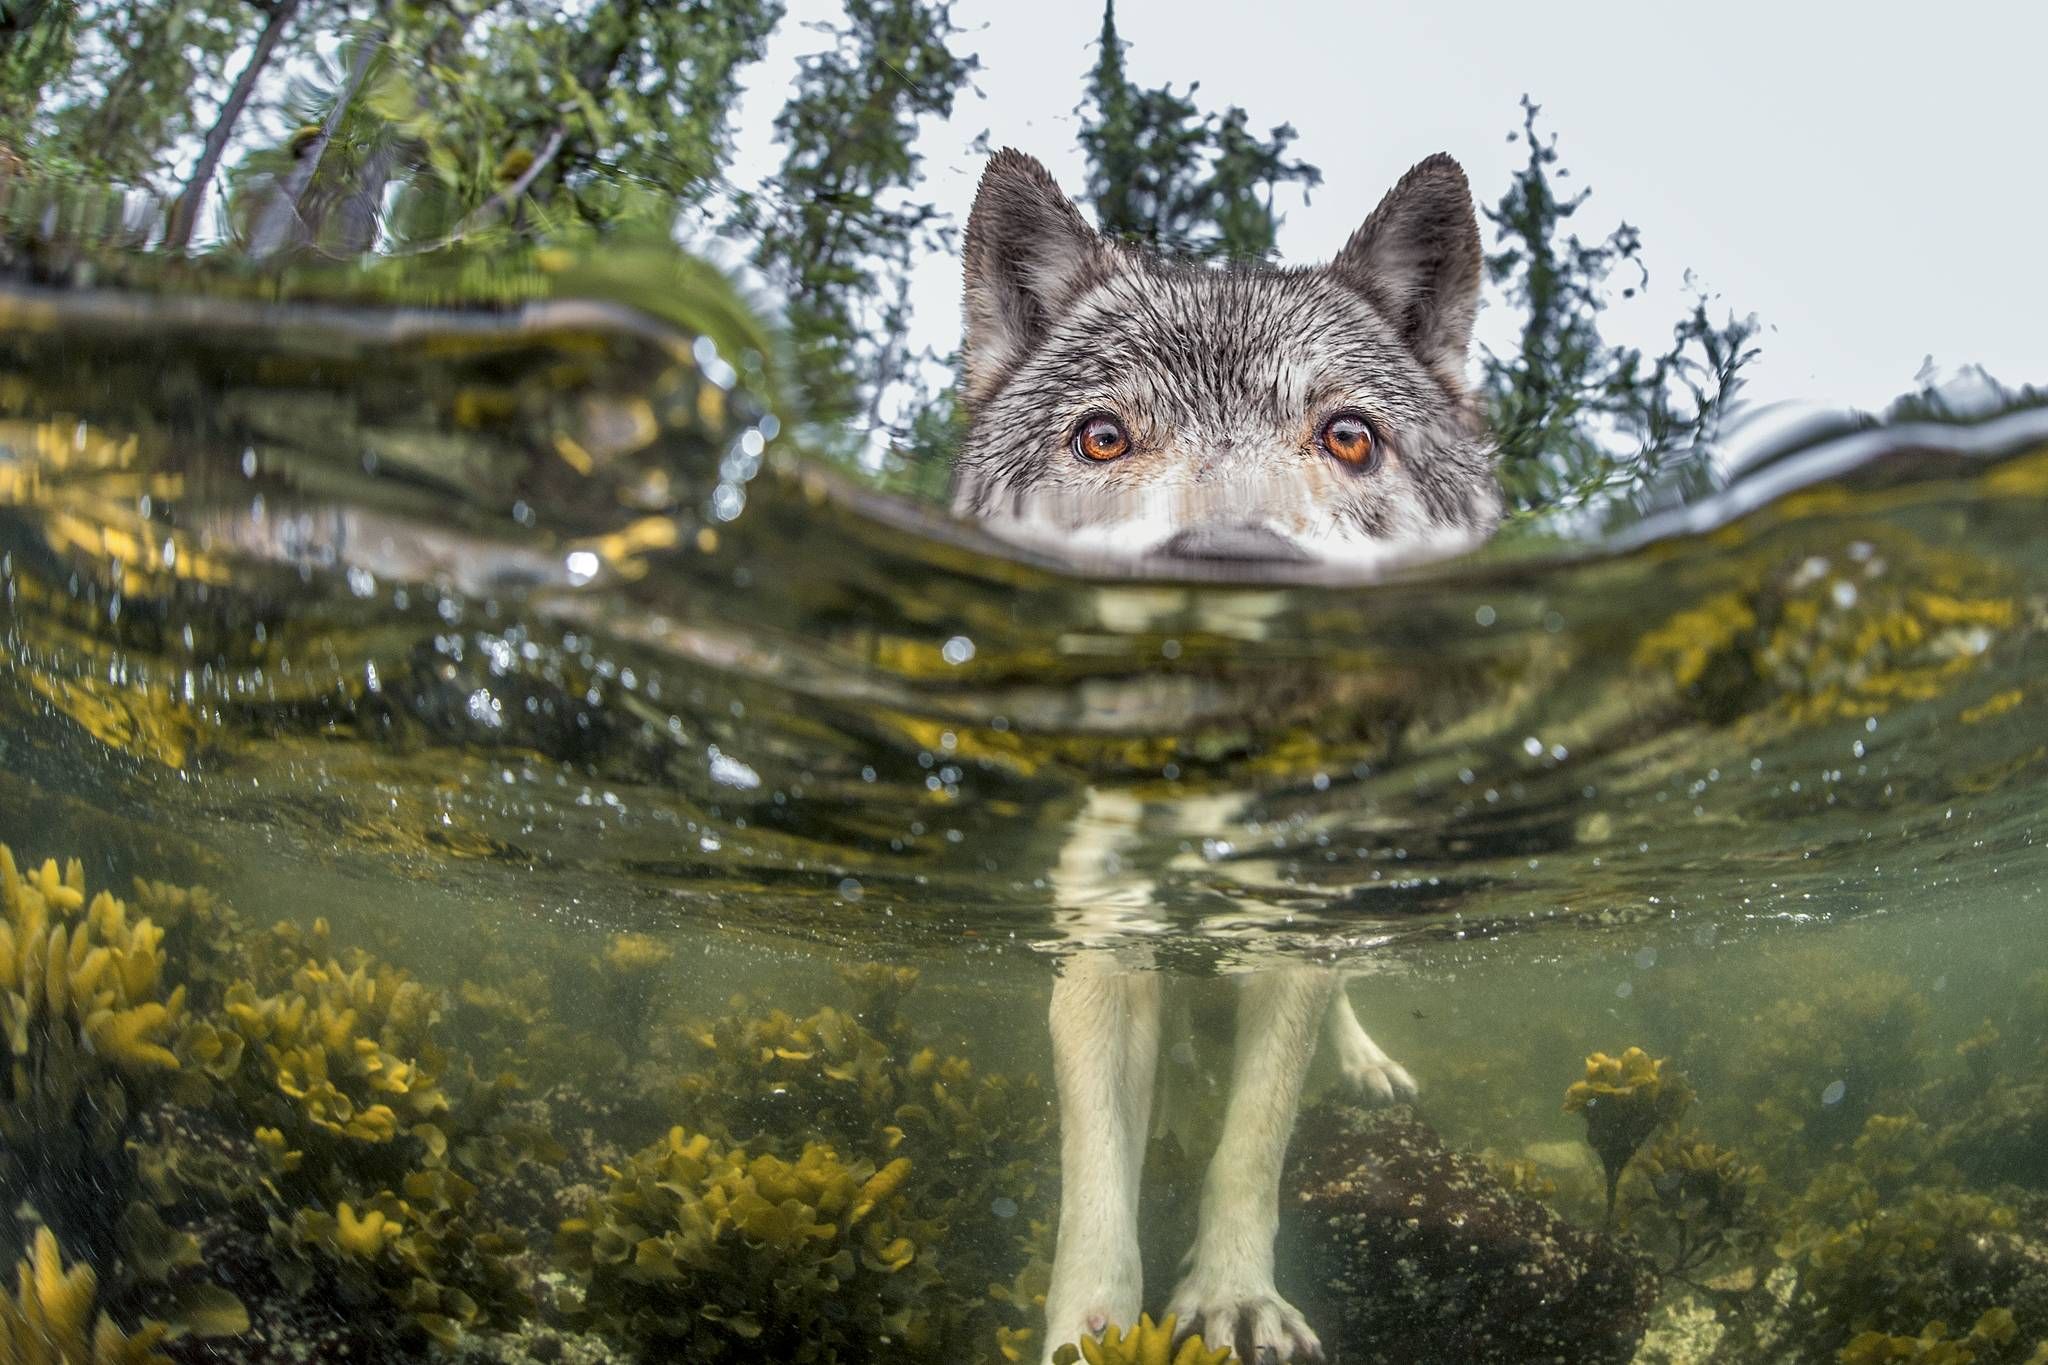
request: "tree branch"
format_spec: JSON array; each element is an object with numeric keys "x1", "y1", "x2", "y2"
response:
[
  {"x1": 163, "y1": 0, "x2": 305, "y2": 250},
  {"x1": 420, "y1": 122, "x2": 565, "y2": 250},
  {"x1": 248, "y1": 27, "x2": 379, "y2": 260}
]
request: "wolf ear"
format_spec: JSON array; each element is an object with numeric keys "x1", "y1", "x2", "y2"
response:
[
  {"x1": 1332, "y1": 154, "x2": 1484, "y2": 377},
  {"x1": 961, "y1": 149, "x2": 1107, "y2": 406}
]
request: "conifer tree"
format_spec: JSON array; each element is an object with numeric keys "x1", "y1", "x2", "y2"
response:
[
  {"x1": 0, "y1": 1, "x2": 1763, "y2": 520},
  {"x1": 739, "y1": 0, "x2": 979, "y2": 438},
  {"x1": 1076, "y1": 0, "x2": 1318, "y2": 260},
  {"x1": 1480, "y1": 97, "x2": 1759, "y2": 521}
]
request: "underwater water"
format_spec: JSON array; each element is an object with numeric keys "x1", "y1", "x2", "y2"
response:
[{"x1": 1, "y1": 276, "x2": 2046, "y2": 1365}]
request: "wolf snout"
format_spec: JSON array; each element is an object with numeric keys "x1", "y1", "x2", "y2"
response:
[{"x1": 1155, "y1": 524, "x2": 1311, "y2": 563}]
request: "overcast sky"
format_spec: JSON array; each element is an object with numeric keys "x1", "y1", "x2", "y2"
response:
[{"x1": 722, "y1": 0, "x2": 2047, "y2": 421}]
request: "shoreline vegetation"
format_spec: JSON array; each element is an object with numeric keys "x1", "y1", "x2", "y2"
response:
[{"x1": 0, "y1": 1, "x2": 1769, "y2": 527}]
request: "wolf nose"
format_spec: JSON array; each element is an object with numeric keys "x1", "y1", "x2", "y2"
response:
[{"x1": 1156, "y1": 524, "x2": 1310, "y2": 563}]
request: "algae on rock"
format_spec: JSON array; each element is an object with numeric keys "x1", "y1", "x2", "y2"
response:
[
  {"x1": 1279, "y1": 1102, "x2": 1660, "y2": 1365},
  {"x1": 4, "y1": 839, "x2": 541, "y2": 1352},
  {"x1": 214, "y1": 939, "x2": 540, "y2": 1345},
  {"x1": 1838, "y1": 1308, "x2": 2034, "y2": 1365}
]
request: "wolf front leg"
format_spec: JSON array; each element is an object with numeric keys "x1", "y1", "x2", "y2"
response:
[
  {"x1": 1167, "y1": 965, "x2": 1334, "y2": 1363},
  {"x1": 1325, "y1": 984, "x2": 1418, "y2": 1104},
  {"x1": 1040, "y1": 953, "x2": 1163, "y2": 1365}
]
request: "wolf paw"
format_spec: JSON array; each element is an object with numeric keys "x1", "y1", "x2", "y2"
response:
[
  {"x1": 1165, "y1": 1272, "x2": 1323, "y2": 1363},
  {"x1": 1328, "y1": 1003, "x2": 1418, "y2": 1105},
  {"x1": 1335, "y1": 1045, "x2": 1417, "y2": 1104},
  {"x1": 1040, "y1": 1243, "x2": 1142, "y2": 1365}
]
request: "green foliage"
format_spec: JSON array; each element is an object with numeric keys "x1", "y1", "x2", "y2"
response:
[
  {"x1": 0, "y1": 848, "x2": 240, "y2": 1266},
  {"x1": 0, "y1": 838, "x2": 551, "y2": 1351},
  {"x1": 118, "y1": 890, "x2": 563, "y2": 1349},
  {"x1": 1840, "y1": 1310, "x2": 2023, "y2": 1365},
  {"x1": 360, "y1": 0, "x2": 786, "y2": 250},
  {"x1": 1935, "y1": 992, "x2": 2048, "y2": 1191},
  {"x1": 1776, "y1": 1166, "x2": 2024, "y2": 1359},
  {"x1": 12, "y1": 0, "x2": 264, "y2": 191},
  {"x1": 740, "y1": 0, "x2": 978, "y2": 435},
  {"x1": 0, "y1": 847, "x2": 250, "y2": 1340},
  {"x1": 0, "y1": 0, "x2": 80, "y2": 151},
  {"x1": 1561, "y1": 968, "x2": 2048, "y2": 1362},
  {"x1": 1624, "y1": 1134, "x2": 1764, "y2": 1284},
  {"x1": 1481, "y1": 96, "x2": 1760, "y2": 524},
  {"x1": 1077, "y1": 0, "x2": 1319, "y2": 261},
  {"x1": 210, "y1": 923, "x2": 537, "y2": 1342},
  {"x1": 280, "y1": 1167, "x2": 530, "y2": 1347},
  {"x1": 1723, "y1": 971, "x2": 1931, "y2": 1167}
]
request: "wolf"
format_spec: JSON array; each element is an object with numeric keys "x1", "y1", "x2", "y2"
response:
[{"x1": 949, "y1": 148, "x2": 1501, "y2": 1363}]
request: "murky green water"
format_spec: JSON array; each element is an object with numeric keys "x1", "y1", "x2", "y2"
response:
[{"x1": 2, "y1": 280, "x2": 2046, "y2": 1365}]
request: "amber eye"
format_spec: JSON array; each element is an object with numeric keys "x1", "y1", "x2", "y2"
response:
[
  {"x1": 1072, "y1": 413, "x2": 1132, "y2": 463},
  {"x1": 1317, "y1": 411, "x2": 1379, "y2": 470}
]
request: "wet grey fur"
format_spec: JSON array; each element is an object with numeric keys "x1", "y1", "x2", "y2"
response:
[{"x1": 949, "y1": 149, "x2": 1502, "y2": 571}]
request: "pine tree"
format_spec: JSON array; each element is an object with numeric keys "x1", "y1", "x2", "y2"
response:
[
  {"x1": 739, "y1": 0, "x2": 979, "y2": 442},
  {"x1": 1480, "y1": 97, "x2": 1759, "y2": 522},
  {"x1": 1076, "y1": 0, "x2": 1318, "y2": 260},
  {"x1": 1206, "y1": 105, "x2": 1319, "y2": 261}
]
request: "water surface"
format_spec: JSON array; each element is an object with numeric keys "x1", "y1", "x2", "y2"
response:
[{"x1": 2, "y1": 280, "x2": 2045, "y2": 1365}]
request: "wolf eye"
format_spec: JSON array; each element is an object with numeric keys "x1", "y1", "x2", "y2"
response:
[
  {"x1": 1072, "y1": 413, "x2": 1132, "y2": 463},
  {"x1": 1317, "y1": 411, "x2": 1379, "y2": 470}
]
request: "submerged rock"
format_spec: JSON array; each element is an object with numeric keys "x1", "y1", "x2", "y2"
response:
[{"x1": 1279, "y1": 1103, "x2": 1658, "y2": 1365}]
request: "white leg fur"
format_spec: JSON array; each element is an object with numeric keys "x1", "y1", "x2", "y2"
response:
[
  {"x1": 1166, "y1": 966, "x2": 1335, "y2": 1362},
  {"x1": 1324, "y1": 987, "x2": 1418, "y2": 1104},
  {"x1": 1041, "y1": 955, "x2": 1161, "y2": 1363},
  {"x1": 1042, "y1": 787, "x2": 1169, "y2": 1363},
  {"x1": 1039, "y1": 787, "x2": 1414, "y2": 1362}
]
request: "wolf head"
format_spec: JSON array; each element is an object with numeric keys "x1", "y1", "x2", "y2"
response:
[{"x1": 949, "y1": 149, "x2": 1501, "y2": 571}]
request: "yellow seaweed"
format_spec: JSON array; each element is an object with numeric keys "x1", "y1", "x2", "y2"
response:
[
  {"x1": 1050, "y1": 1313, "x2": 1239, "y2": 1365},
  {"x1": 0, "y1": 1228, "x2": 171, "y2": 1365}
]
